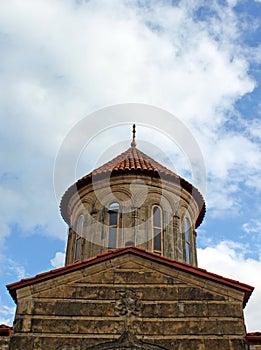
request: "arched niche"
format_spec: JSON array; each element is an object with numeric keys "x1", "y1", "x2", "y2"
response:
[{"x1": 86, "y1": 331, "x2": 167, "y2": 350}]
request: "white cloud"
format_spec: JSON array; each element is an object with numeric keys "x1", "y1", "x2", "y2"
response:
[
  {"x1": 0, "y1": 259, "x2": 27, "y2": 326},
  {"x1": 205, "y1": 182, "x2": 241, "y2": 217},
  {"x1": 246, "y1": 118, "x2": 261, "y2": 140},
  {"x1": 0, "y1": 223, "x2": 11, "y2": 249},
  {"x1": 0, "y1": 0, "x2": 259, "y2": 242},
  {"x1": 50, "y1": 252, "x2": 65, "y2": 269},
  {"x1": 242, "y1": 219, "x2": 261, "y2": 252},
  {"x1": 207, "y1": 135, "x2": 261, "y2": 180},
  {"x1": 243, "y1": 219, "x2": 261, "y2": 235},
  {"x1": 3, "y1": 259, "x2": 27, "y2": 281},
  {"x1": 198, "y1": 241, "x2": 261, "y2": 331},
  {"x1": 0, "y1": 300, "x2": 15, "y2": 326},
  {"x1": 193, "y1": 128, "x2": 261, "y2": 217}
]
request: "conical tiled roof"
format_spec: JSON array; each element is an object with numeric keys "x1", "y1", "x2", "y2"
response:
[
  {"x1": 60, "y1": 145, "x2": 206, "y2": 227},
  {"x1": 90, "y1": 147, "x2": 180, "y2": 178}
]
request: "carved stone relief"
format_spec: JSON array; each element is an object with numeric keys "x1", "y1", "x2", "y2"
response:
[
  {"x1": 86, "y1": 331, "x2": 167, "y2": 350},
  {"x1": 115, "y1": 289, "x2": 143, "y2": 317}
]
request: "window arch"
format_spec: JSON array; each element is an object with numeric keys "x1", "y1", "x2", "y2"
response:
[
  {"x1": 75, "y1": 214, "x2": 84, "y2": 260},
  {"x1": 185, "y1": 218, "x2": 191, "y2": 264},
  {"x1": 152, "y1": 205, "x2": 162, "y2": 254},
  {"x1": 108, "y1": 202, "x2": 120, "y2": 249}
]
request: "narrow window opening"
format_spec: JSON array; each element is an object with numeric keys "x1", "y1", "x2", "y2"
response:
[
  {"x1": 185, "y1": 218, "x2": 191, "y2": 264},
  {"x1": 108, "y1": 202, "x2": 120, "y2": 249},
  {"x1": 75, "y1": 214, "x2": 84, "y2": 260},
  {"x1": 152, "y1": 206, "x2": 162, "y2": 254}
]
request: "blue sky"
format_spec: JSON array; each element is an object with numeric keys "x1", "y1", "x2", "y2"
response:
[{"x1": 0, "y1": 0, "x2": 261, "y2": 331}]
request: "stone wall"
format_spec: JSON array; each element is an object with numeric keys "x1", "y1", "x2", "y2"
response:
[
  {"x1": 0, "y1": 337, "x2": 10, "y2": 350},
  {"x1": 66, "y1": 175, "x2": 199, "y2": 265},
  {"x1": 9, "y1": 253, "x2": 249, "y2": 350},
  {"x1": 0, "y1": 325, "x2": 11, "y2": 350}
]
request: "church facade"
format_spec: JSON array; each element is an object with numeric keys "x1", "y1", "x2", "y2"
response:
[{"x1": 2, "y1": 126, "x2": 260, "y2": 349}]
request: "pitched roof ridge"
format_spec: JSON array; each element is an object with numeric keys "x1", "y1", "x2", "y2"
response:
[
  {"x1": 246, "y1": 332, "x2": 261, "y2": 345},
  {"x1": 7, "y1": 246, "x2": 253, "y2": 307}
]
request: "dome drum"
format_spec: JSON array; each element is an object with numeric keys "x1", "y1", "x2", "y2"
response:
[{"x1": 64, "y1": 173, "x2": 201, "y2": 266}]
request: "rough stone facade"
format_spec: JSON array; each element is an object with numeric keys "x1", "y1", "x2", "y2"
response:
[
  {"x1": 0, "y1": 325, "x2": 11, "y2": 350},
  {"x1": 6, "y1": 142, "x2": 260, "y2": 350},
  {"x1": 60, "y1": 146, "x2": 205, "y2": 266},
  {"x1": 65, "y1": 175, "x2": 199, "y2": 266},
  {"x1": 0, "y1": 337, "x2": 10, "y2": 350},
  {"x1": 8, "y1": 250, "x2": 250, "y2": 350}
]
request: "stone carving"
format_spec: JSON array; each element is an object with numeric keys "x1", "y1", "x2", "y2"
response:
[
  {"x1": 115, "y1": 289, "x2": 143, "y2": 317},
  {"x1": 86, "y1": 331, "x2": 167, "y2": 350}
]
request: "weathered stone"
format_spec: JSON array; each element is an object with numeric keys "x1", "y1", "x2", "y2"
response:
[
  {"x1": 8, "y1": 251, "x2": 249, "y2": 350},
  {"x1": 64, "y1": 173, "x2": 201, "y2": 265},
  {"x1": 0, "y1": 337, "x2": 10, "y2": 350}
]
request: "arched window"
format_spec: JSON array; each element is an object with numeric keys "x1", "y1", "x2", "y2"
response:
[
  {"x1": 108, "y1": 202, "x2": 120, "y2": 249},
  {"x1": 152, "y1": 205, "x2": 162, "y2": 254},
  {"x1": 185, "y1": 218, "x2": 191, "y2": 264},
  {"x1": 75, "y1": 214, "x2": 84, "y2": 260}
]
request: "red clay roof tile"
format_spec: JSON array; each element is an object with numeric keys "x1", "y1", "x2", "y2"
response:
[
  {"x1": 246, "y1": 332, "x2": 261, "y2": 344},
  {"x1": 60, "y1": 147, "x2": 206, "y2": 226},
  {"x1": 0, "y1": 325, "x2": 12, "y2": 337}
]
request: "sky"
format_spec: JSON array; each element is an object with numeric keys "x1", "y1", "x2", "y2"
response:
[{"x1": 0, "y1": 0, "x2": 261, "y2": 332}]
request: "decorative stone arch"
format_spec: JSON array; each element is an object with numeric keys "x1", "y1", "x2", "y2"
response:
[
  {"x1": 148, "y1": 192, "x2": 173, "y2": 253},
  {"x1": 111, "y1": 186, "x2": 133, "y2": 200},
  {"x1": 55, "y1": 345, "x2": 77, "y2": 350},
  {"x1": 86, "y1": 331, "x2": 167, "y2": 350},
  {"x1": 82, "y1": 198, "x2": 94, "y2": 212},
  {"x1": 146, "y1": 188, "x2": 173, "y2": 214},
  {"x1": 156, "y1": 188, "x2": 180, "y2": 216},
  {"x1": 102, "y1": 189, "x2": 132, "y2": 212},
  {"x1": 132, "y1": 187, "x2": 150, "y2": 210},
  {"x1": 176, "y1": 204, "x2": 197, "y2": 264}
]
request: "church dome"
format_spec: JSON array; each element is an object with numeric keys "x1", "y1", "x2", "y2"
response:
[{"x1": 60, "y1": 125, "x2": 205, "y2": 266}]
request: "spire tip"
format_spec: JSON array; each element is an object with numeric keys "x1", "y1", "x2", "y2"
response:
[{"x1": 131, "y1": 124, "x2": 136, "y2": 148}]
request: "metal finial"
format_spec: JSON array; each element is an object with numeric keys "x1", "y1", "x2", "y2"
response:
[{"x1": 131, "y1": 124, "x2": 136, "y2": 148}]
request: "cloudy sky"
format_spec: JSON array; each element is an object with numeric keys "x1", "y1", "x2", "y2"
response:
[{"x1": 0, "y1": 0, "x2": 261, "y2": 331}]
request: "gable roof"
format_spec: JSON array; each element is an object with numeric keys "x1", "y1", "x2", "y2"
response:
[
  {"x1": 7, "y1": 247, "x2": 253, "y2": 306},
  {"x1": 0, "y1": 324, "x2": 12, "y2": 337},
  {"x1": 60, "y1": 147, "x2": 206, "y2": 227},
  {"x1": 246, "y1": 332, "x2": 261, "y2": 345}
]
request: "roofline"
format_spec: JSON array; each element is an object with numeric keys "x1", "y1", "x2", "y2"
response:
[
  {"x1": 60, "y1": 171, "x2": 206, "y2": 227},
  {"x1": 245, "y1": 333, "x2": 261, "y2": 345},
  {"x1": 0, "y1": 324, "x2": 12, "y2": 337},
  {"x1": 7, "y1": 247, "x2": 253, "y2": 306}
]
